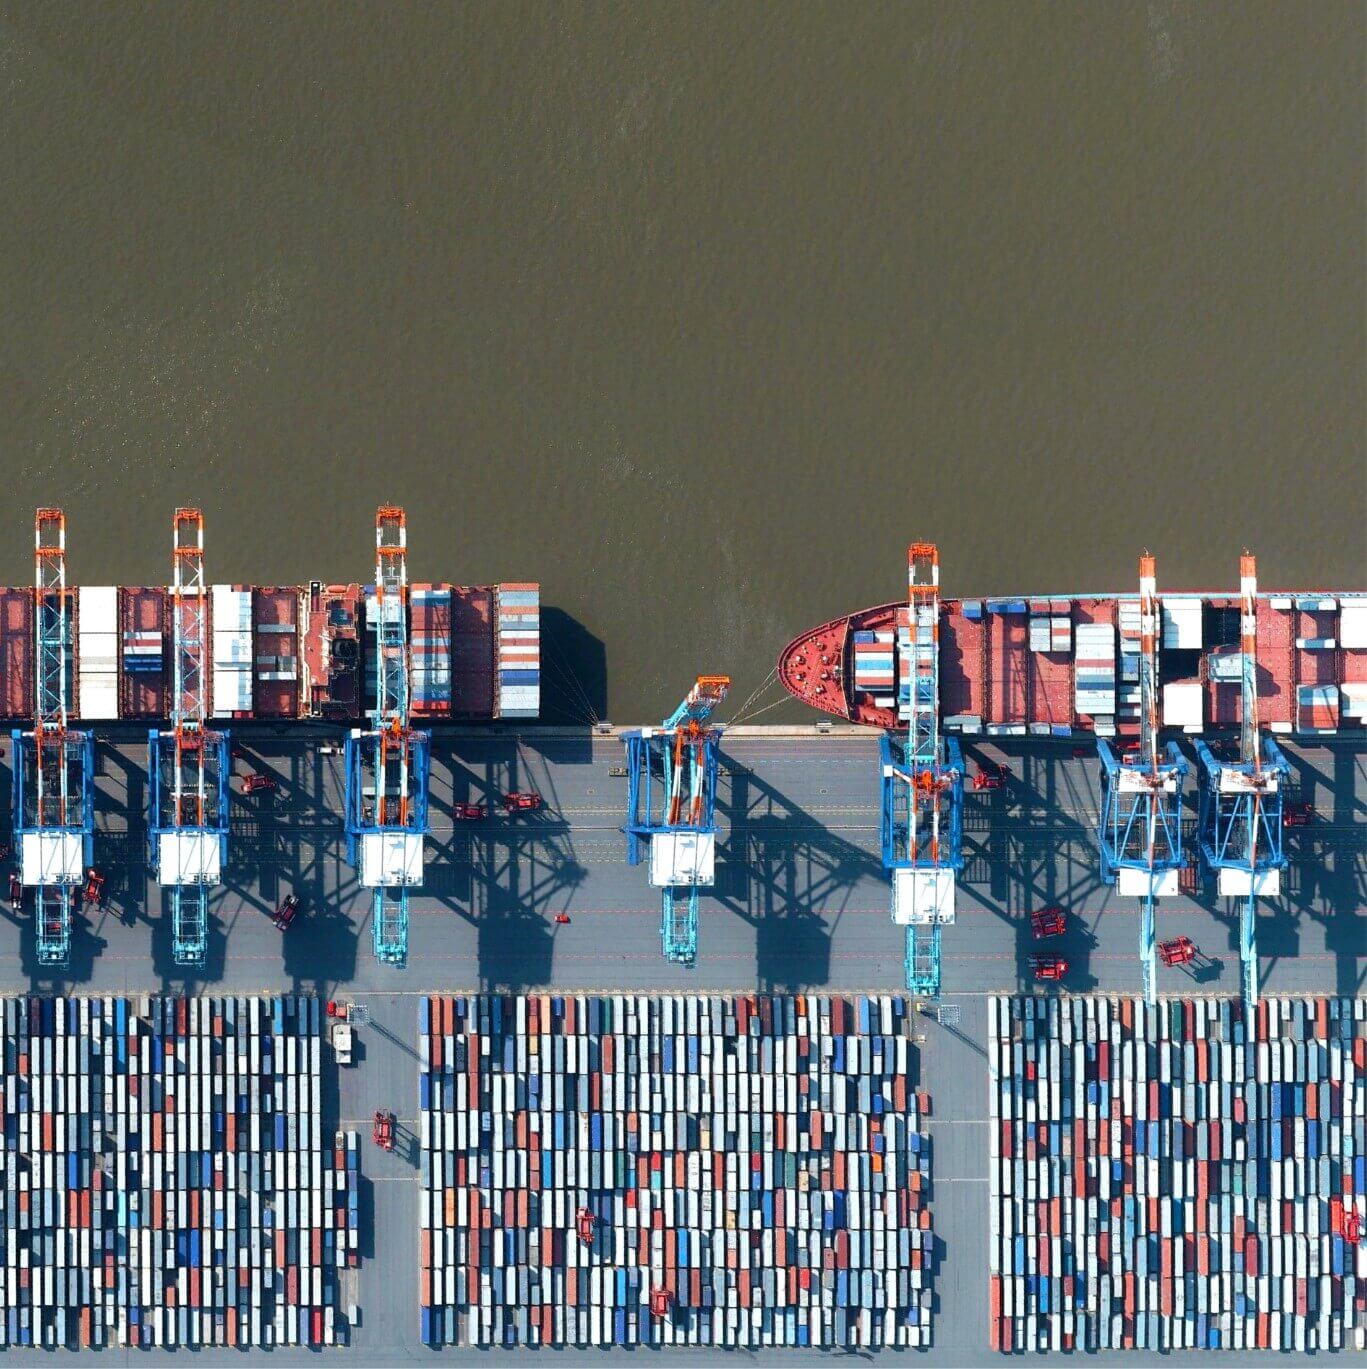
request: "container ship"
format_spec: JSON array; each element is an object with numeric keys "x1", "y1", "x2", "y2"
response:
[
  {"x1": 779, "y1": 546, "x2": 1366, "y2": 739},
  {"x1": 0, "y1": 526, "x2": 541, "y2": 723}
]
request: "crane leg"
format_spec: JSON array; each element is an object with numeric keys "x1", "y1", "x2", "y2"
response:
[
  {"x1": 1240, "y1": 892, "x2": 1258, "y2": 1007},
  {"x1": 1140, "y1": 893, "x2": 1156, "y2": 1005}
]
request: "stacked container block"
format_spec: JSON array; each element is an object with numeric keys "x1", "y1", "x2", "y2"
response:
[
  {"x1": 210, "y1": 586, "x2": 253, "y2": 718},
  {"x1": 0, "y1": 996, "x2": 357, "y2": 1349},
  {"x1": 119, "y1": 588, "x2": 167, "y2": 718},
  {"x1": 852, "y1": 629, "x2": 895, "y2": 707},
  {"x1": 989, "y1": 996, "x2": 1367, "y2": 1354},
  {"x1": 76, "y1": 587, "x2": 119, "y2": 721},
  {"x1": 411, "y1": 585, "x2": 453, "y2": 716},
  {"x1": 495, "y1": 585, "x2": 540, "y2": 719},
  {"x1": 1073, "y1": 621, "x2": 1117, "y2": 732},
  {"x1": 251, "y1": 589, "x2": 301, "y2": 719},
  {"x1": 419, "y1": 994, "x2": 933, "y2": 1349}
]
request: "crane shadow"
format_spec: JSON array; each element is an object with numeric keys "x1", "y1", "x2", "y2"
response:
[{"x1": 714, "y1": 749, "x2": 883, "y2": 992}]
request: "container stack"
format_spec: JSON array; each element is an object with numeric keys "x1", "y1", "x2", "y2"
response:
[
  {"x1": 211, "y1": 585, "x2": 253, "y2": 718},
  {"x1": 76, "y1": 586, "x2": 119, "y2": 721},
  {"x1": 251, "y1": 589, "x2": 301, "y2": 719},
  {"x1": 410, "y1": 584, "x2": 453, "y2": 717},
  {"x1": 1073, "y1": 621, "x2": 1116, "y2": 735},
  {"x1": 419, "y1": 994, "x2": 933, "y2": 1350},
  {"x1": 989, "y1": 995, "x2": 1367, "y2": 1354},
  {"x1": 1297, "y1": 684, "x2": 1341, "y2": 734},
  {"x1": 119, "y1": 588, "x2": 166, "y2": 718},
  {"x1": 0, "y1": 996, "x2": 357, "y2": 1349},
  {"x1": 495, "y1": 584, "x2": 540, "y2": 719},
  {"x1": 851, "y1": 629, "x2": 895, "y2": 708}
]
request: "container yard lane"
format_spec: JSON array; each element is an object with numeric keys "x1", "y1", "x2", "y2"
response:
[{"x1": 0, "y1": 728, "x2": 1361, "y2": 1365}]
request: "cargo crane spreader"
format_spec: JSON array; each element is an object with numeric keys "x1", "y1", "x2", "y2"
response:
[
  {"x1": 623, "y1": 676, "x2": 730, "y2": 964},
  {"x1": 1096, "y1": 553, "x2": 1187, "y2": 1003},
  {"x1": 148, "y1": 509, "x2": 230, "y2": 966},
  {"x1": 1195, "y1": 553, "x2": 1287, "y2": 1007},
  {"x1": 344, "y1": 508, "x2": 430, "y2": 965},
  {"x1": 881, "y1": 544, "x2": 964, "y2": 998},
  {"x1": 11, "y1": 509, "x2": 94, "y2": 966}
]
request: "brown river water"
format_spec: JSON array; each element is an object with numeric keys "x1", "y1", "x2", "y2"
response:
[{"x1": 1, "y1": 3, "x2": 1362, "y2": 721}]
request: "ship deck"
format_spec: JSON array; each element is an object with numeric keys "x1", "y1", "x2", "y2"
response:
[{"x1": 0, "y1": 729, "x2": 1361, "y2": 1366}]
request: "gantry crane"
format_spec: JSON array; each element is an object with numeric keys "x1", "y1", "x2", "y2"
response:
[
  {"x1": 344, "y1": 508, "x2": 430, "y2": 965},
  {"x1": 1096, "y1": 553, "x2": 1188, "y2": 1003},
  {"x1": 1195, "y1": 552, "x2": 1287, "y2": 1006},
  {"x1": 623, "y1": 676, "x2": 730, "y2": 963},
  {"x1": 881, "y1": 544, "x2": 964, "y2": 997},
  {"x1": 148, "y1": 509, "x2": 229, "y2": 966},
  {"x1": 10, "y1": 510, "x2": 94, "y2": 966}
]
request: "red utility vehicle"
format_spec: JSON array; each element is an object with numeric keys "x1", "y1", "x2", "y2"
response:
[
  {"x1": 1030, "y1": 908, "x2": 1066, "y2": 939},
  {"x1": 1158, "y1": 936, "x2": 1197, "y2": 967},
  {"x1": 503, "y1": 791, "x2": 543, "y2": 814},
  {"x1": 1283, "y1": 802, "x2": 1314, "y2": 829},
  {"x1": 452, "y1": 802, "x2": 488, "y2": 821},
  {"x1": 272, "y1": 895, "x2": 301, "y2": 930},
  {"x1": 554, "y1": 913, "x2": 570, "y2": 925},
  {"x1": 575, "y1": 1208, "x2": 595, "y2": 1245},
  {"x1": 242, "y1": 773, "x2": 277, "y2": 795},
  {"x1": 83, "y1": 868, "x2": 106, "y2": 907},
  {"x1": 372, "y1": 1110, "x2": 396, "y2": 1151},
  {"x1": 1029, "y1": 954, "x2": 1068, "y2": 982},
  {"x1": 650, "y1": 1288, "x2": 674, "y2": 1319},
  {"x1": 8, "y1": 873, "x2": 22, "y2": 909}
]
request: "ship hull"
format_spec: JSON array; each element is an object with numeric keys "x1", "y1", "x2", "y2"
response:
[{"x1": 781, "y1": 591, "x2": 1366, "y2": 738}]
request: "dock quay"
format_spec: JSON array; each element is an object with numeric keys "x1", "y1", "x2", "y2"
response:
[{"x1": 0, "y1": 728, "x2": 1362, "y2": 1364}]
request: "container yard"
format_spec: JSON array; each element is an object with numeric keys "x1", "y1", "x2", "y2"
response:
[
  {"x1": 418, "y1": 994, "x2": 932, "y2": 1349},
  {"x1": 989, "y1": 996, "x2": 1367, "y2": 1354},
  {"x1": 0, "y1": 995, "x2": 358, "y2": 1349}
]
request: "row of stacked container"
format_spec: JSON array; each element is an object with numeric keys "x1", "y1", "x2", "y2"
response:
[
  {"x1": 419, "y1": 994, "x2": 933, "y2": 1349},
  {"x1": 989, "y1": 995, "x2": 1367, "y2": 1354},
  {"x1": 851, "y1": 629, "x2": 895, "y2": 708},
  {"x1": 495, "y1": 585, "x2": 540, "y2": 719},
  {"x1": 0, "y1": 996, "x2": 358, "y2": 1349},
  {"x1": 76, "y1": 587, "x2": 118, "y2": 721},
  {"x1": 211, "y1": 586, "x2": 254, "y2": 718}
]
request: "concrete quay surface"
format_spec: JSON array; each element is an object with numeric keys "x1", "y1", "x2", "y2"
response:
[{"x1": 0, "y1": 727, "x2": 1361, "y2": 1365}]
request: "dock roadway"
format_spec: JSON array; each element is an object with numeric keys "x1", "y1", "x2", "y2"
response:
[{"x1": 0, "y1": 728, "x2": 1362, "y2": 1365}]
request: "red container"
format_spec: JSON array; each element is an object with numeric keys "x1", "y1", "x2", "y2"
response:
[
  {"x1": 0, "y1": 589, "x2": 34, "y2": 718},
  {"x1": 252, "y1": 588, "x2": 301, "y2": 718}
]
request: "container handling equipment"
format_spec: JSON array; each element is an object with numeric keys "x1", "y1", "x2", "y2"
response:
[
  {"x1": 881, "y1": 544, "x2": 964, "y2": 998},
  {"x1": 147, "y1": 509, "x2": 230, "y2": 966},
  {"x1": 10, "y1": 509, "x2": 95, "y2": 966},
  {"x1": 622, "y1": 675, "x2": 730, "y2": 964},
  {"x1": 344, "y1": 508, "x2": 431, "y2": 966},
  {"x1": 1096, "y1": 553, "x2": 1188, "y2": 1004},
  {"x1": 1194, "y1": 552, "x2": 1289, "y2": 1007}
]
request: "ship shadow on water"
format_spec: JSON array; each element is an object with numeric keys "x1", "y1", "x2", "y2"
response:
[
  {"x1": 713, "y1": 750, "x2": 884, "y2": 993},
  {"x1": 536, "y1": 606, "x2": 607, "y2": 733}
]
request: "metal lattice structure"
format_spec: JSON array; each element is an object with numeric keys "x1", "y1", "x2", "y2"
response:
[
  {"x1": 1096, "y1": 553, "x2": 1188, "y2": 1003},
  {"x1": 147, "y1": 509, "x2": 229, "y2": 966},
  {"x1": 623, "y1": 676, "x2": 730, "y2": 963},
  {"x1": 343, "y1": 508, "x2": 430, "y2": 965},
  {"x1": 11, "y1": 509, "x2": 94, "y2": 966},
  {"x1": 882, "y1": 544, "x2": 964, "y2": 997},
  {"x1": 1195, "y1": 553, "x2": 1287, "y2": 1006}
]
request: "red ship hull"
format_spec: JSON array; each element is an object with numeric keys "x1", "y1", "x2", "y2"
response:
[{"x1": 781, "y1": 590, "x2": 1367, "y2": 738}]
